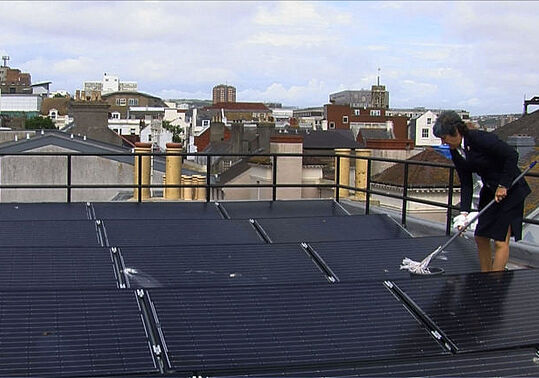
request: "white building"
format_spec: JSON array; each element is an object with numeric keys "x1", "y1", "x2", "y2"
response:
[
  {"x1": 140, "y1": 120, "x2": 173, "y2": 152},
  {"x1": 0, "y1": 94, "x2": 42, "y2": 113},
  {"x1": 108, "y1": 118, "x2": 142, "y2": 137},
  {"x1": 270, "y1": 107, "x2": 294, "y2": 128},
  {"x1": 83, "y1": 73, "x2": 138, "y2": 95},
  {"x1": 408, "y1": 111, "x2": 441, "y2": 147}
]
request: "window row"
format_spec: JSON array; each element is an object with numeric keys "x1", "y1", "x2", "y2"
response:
[{"x1": 115, "y1": 98, "x2": 139, "y2": 106}]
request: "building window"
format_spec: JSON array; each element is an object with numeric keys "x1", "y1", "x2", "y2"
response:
[
  {"x1": 370, "y1": 110, "x2": 381, "y2": 116},
  {"x1": 343, "y1": 116, "x2": 348, "y2": 124},
  {"x1": 202, "y1": 120, "x2": 210, "y2": 127},
  {"x1": 329, "y1": 122, "x2": 335, "y2": 129},
  {"x1": 427, "y1": 118, "x2": 432, "y2": 125},
  {"x1": 422, "y1": 128, "x2": 429, "y2": 138},
  {"x1": 128, "y1": 98, "x2": 139, "y2": 106},
  {"x1": 49, "y1": 110, "x2": 57, "y2": 119},
  {"x1": 130, "y1": 128, "x2": 136, "y2": 135},
  {"x1": 111, "y1": 112, "x2": 120, "y2": 119},
  {"x1": 354, "y1": 109, "x2": 361, "y2": 116}
]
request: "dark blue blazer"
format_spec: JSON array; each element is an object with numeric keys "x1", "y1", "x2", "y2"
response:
[{"x1": 450, "y1": 129, "x2": 531, "y2": 212}]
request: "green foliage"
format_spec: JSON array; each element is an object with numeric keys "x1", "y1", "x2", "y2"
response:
[
  {"x1": 162, "y1": 120, "x2": 184, "y2": 145},
  {"x1": 24, "y1": 116, "x2": 55, "y2": 130},
  {"x1": 53, "y1": 93, "x2": 65, "y2": 98}
]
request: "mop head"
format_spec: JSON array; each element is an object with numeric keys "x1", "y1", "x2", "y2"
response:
[{"x1": 400, "y1": 246, "x2": 443, "y2": 275}]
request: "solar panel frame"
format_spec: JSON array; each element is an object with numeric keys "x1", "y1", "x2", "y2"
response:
[
  {"x1": 0, "y1": 289, "x2": 158, "y2": 376},
  {"x1": 148, "y1": 282, "x2": 446, "y2": 374},
  {"x1": 310, "y1": 236, "x2": 481, "y2": 281},
  {"x1": 392, "y1": 269, "x2": 539, "y2": 353},
  {"x1": 230, "y1": 347, "x2": 539, "y2": 377},
  {"x1": 0, "y1": 202, "x2": 90, "y2": 220},
  {"x1": 219, "y1": 200, "x2": 349, "y2": 219},
  {"x1": 119, "y1": 243, "x2": 328, "y2": 288},
  {"x1": 0, "y1": 246, "x2": 119, "y2": 289},
  {"x1": 255, "y1": 214, "x2": 411, "y2": 244},
  {"x1": 102, "y1": 219, "x2": 265, "y2": 247},
  {"x1": 92, "y1": 202, "x2": 223, "y2": 220},
  {"x1": 0, "y1": 220, "x2": 101, "y2": 247}
]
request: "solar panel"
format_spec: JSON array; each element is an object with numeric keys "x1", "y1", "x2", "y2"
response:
[
  {"x1": 0, "y1": 247, "x2": 118, "y2": 289},
  {"x1": 219, "y1": 200, "x2": 349, "y2": 219},
  {"x1": 0, "y1": 289, "x2": 158, "y2": 376},
  {"x1": 255, "y1": 214, "x2": 410, "y2": 243},
  {"x1": 0, "y1": 220, "x2": 100, "y2": 247},
  {"x1": 119, "y1": 243, "x2": 327, "y2": 288},
  {"x1": 0, "y1": 202, "x2": 90, "y2": 220},
  {"x1": 392, "y1": 269, "x2": 539, "y2": 352},
  {"x1": 92, "y1": 202, "x2": 222, "y2": 220},
  {"x1": 102, "y1": 219, "x2": 264, "y2": 247},
  {"x1": 148, "y1": 282, "x2": 445, "y2": 374},
  {"x1": 235, "y1": 348, "x2": 539, "y2": 377},
  {"x1": 310, "y1": 236, "x2": 480, "y2": 281}
]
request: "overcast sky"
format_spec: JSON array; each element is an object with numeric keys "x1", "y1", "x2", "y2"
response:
[{"x1": 1, "y1": 1, "x2": 538, "y2": 115}]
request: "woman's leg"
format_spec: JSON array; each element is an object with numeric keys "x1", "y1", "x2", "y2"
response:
[
  {"x1": 492, "y1": 226, "x2": 512, "y2": 272},
  {"x1": 475, "y1": 235, "x2": 492, "y2": 272}
]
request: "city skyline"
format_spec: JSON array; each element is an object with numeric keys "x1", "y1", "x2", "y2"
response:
[{"x1": 1, "y1": 1, "x2": 538, "y2": 115}]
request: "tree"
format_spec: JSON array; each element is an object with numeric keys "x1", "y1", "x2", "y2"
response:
[
  {"x1": 24, "y1": 116, "x2": 55, "y2": 130},
  {"x1": 162, "y1": 120, "x2": 184, "y2": 144}
]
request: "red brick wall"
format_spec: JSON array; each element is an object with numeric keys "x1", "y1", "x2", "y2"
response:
[{"x1": 194, "y1": 127, "x2": 231, "y2": 152}]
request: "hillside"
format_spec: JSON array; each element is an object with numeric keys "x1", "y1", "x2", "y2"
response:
[{"x1": 493, "y1": 110, "x2": 539, "y2": 144}]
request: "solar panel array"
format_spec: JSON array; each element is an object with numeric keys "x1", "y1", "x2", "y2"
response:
[{"x1": 0, "y1": 200, "x2": 537, "y2": 377}]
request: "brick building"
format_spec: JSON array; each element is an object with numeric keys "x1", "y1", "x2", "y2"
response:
[
  {"x1": 212, "y1": 84, "x2": 236, "y2": 104},
  {"x1": 0, "y1": 66, "x2": 32, "y2": 94}
]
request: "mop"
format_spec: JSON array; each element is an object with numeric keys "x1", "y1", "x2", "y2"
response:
[{"x1": 401, "y1": 160, "x2": 536, "y2": 275}]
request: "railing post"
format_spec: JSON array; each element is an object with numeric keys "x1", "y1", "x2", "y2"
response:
[
  {"x1": 66, "y1": 154, "x2": 71, "y2": 203},
  {"x1": 206, "y1": 155, "x2": 211, "y2": 202},
  {"x1": 272, "y1": 155, "x2": 277, "y2": 201},
  {"x1": 446, "y1": 167, "x2": 455, "y2": 235},
  {"x1": 137, "y1": 154, "x2": 142, "y2": 203},
  {"x1": 365, "y1": 158, "x2": 371, "y2": 215},
  {"x1": 402, "y1": 161, "x2": 409, "y2": 227},
  {"x1": 335, "y1": 155, "x2": 341, "y2": 202}
]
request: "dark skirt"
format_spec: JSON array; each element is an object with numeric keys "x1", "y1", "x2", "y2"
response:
[{"x1": 475, "y1": 185, "x2": 526, "y2": 241}]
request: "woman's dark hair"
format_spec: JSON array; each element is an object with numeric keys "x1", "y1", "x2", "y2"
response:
[{"x1": 433, "y1": 111, "x2": 469, "y2": 138}]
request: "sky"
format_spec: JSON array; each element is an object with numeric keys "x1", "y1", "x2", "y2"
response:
[{"x1": 1, "y1": 1, "x2": 538, "y2": 115}]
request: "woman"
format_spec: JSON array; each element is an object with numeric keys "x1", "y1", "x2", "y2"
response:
[{"x1": 433, "y1": 111, "x2": 531, "y2": 272}]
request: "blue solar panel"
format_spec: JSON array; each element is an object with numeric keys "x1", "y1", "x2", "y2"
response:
[
  {"x1": 255, "y1": 214, "x2": 410, "y2": 243},
  {"x1": 310, "y1": 236, "x2": 480, "y2": 281},
  {"x1": 393, "y1": 269, "x2": 539, "y2": 352},
  {"x1": 103, "y1": 219, "x2": 264, "y2": 247},
  {"x1": 92, "y1": 202, "x2": 222, "y2": 220},
  {"x1": 219, "y1": 200, "x2": 349, "y2": 219},
  {"x1": 233, "y1": 348, "x2": 539, "y2": 377},
  {"x1": 119, "y1": 243, "x2": 327, "y2": 288},
  {"x1": 0, "y1": 220, "x2": 100, "y2": 247},
  {"x1": 0, "y1": 202, "x2": 90, "y2": 220},
  {"x1": 0, "y1": 289, "x2": 158, "y2": 376},
  {"x1": 148, "y1": 282, "x2": 445, "y2": 374},
  {"x1": 0, "y1": 247, "x2": 118, "y2": 289}
]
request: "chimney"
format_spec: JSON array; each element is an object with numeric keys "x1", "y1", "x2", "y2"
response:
[
  {"x1": 335, "y1": 148, "x2": 351, "y2": 198},
  {"x1": 133, "y1": 142, "x2": 152, "y2": 200},
  {"x1": 231, "y1": 122, "x2": 244, "y2": 155},
  {"x1": 164, "y1": 143, "x2": 182, "y2": 200},
  {"x1": 257, "y1": 122, "x2": 275, "y2": 152},
  {"x1": 210, "y1": 121, "x2": 225, "y2": 144},
  {"x1": 270, "y1": 135, "x2": 303, "y2": 200}
]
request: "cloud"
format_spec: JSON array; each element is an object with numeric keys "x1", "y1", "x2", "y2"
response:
[{"x1": 0, "y1": 1, "x2": 537, "y2": 115}]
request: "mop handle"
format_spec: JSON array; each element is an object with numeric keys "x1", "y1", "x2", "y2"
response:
[{"x1": 432, "y1": 160, "x2": 536, "y2": 259}]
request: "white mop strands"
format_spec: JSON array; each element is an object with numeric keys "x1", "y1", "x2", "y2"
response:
[{"x1": 400, "y1": 246, "x2": 443, "y2": 275}]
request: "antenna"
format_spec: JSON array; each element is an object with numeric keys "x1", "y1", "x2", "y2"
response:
[
  {"x1": 377, "y1": 67, "x2": 381, "y2": 86},
  {"x1": 2, "y1": 55, "x2": 9, "y2": 67}
]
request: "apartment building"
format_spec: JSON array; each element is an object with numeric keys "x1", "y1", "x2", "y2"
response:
[
  {"x1": 212, "y1": 84, "x2": 236, "y2": 104},
  {"x1": 83, "y1": 73, "x2": 138, "y2": 95}
]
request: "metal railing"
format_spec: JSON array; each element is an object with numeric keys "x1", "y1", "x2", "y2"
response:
[{"x1": 0, "y1": 151, "x2": 537, "y2": 233}]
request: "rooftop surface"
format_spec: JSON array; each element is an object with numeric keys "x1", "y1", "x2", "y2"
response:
[{"x1": 0, "y1": 199, "x2": 538, "y2": 376}]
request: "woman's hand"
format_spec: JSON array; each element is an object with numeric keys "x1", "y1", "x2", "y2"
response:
[{"x1": 495, "y1": 185, "x2": 507, "y2": 202}]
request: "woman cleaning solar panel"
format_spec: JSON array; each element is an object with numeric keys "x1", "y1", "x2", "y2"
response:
[{"x1": 432, "y1": 111, "x2": 532, "y2": 272}]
